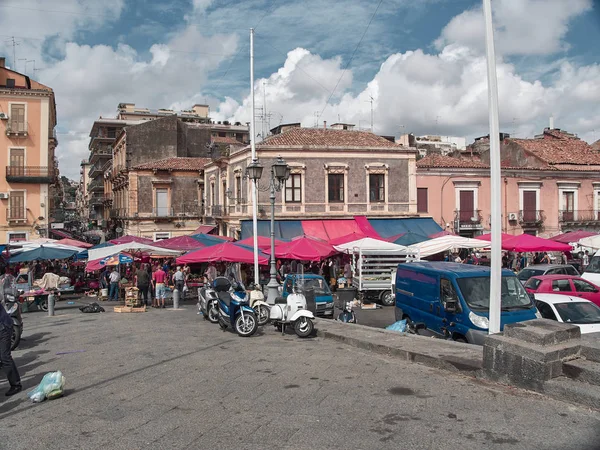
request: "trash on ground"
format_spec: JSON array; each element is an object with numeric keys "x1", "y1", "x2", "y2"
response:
[
  {"x1": 386, "y1": 319, "x2": 407, "y2": 333},
  {"x1": 28, "y1": 371, "x2": 66, "y2": 403},
  {"x1": 79, "y1": 303, "x2": 105, "y2": 313}
]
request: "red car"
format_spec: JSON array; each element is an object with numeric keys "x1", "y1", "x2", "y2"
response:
[{"x1": 524, "y1": 275, "x2": 600, "y2": 307}]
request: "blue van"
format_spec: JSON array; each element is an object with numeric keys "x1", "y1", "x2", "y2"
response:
[
  {"x1": 395, "y1": 262, "x2": 539, "y2": 345},
  {"x1": 282, "y1": 274, "x2": 334, "y2": 318}
]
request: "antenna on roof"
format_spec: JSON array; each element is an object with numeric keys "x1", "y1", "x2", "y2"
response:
[{"x1": 4, "y1": 36, "x2": 21, "y2": 69}]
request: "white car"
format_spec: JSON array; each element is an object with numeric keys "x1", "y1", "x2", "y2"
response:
[{"x1": 533, "y1": 293, "x2": 600, "y2": 334}]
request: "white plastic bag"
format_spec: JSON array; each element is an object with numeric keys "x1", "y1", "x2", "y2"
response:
[{"x1": 27, "y1": 371, "x2": 66, "y2": 403}]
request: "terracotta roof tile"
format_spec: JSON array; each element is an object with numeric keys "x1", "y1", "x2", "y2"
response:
[
  {"x1": 592, "y1": 139, "x2": 600, "y2": 151},
  {"x1": 509, "y1": 131, "x2": 600, "y2": 165},
  {"x1": 417, "y1": 154, "x2": 489, "y2": 169},
  {"x1": 212, "y1": 136, "x2": 246, "y2": 145},
  {"x1": 259, "y1": 127, "x2": 400, "y2": 148},
  {"x1": 132, "y1": 157, "x2": 210, "y2": 171}
]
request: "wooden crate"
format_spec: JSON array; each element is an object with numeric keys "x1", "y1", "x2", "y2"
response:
[{"x1": 114, "y1": 305, "x2": 147, "y2": 313}]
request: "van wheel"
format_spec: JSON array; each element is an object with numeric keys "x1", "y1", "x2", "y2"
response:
[
  {"x1": 454, "y1": 336, "x2": 468, "y2": 343},
  {"x1": 380, "y1": 290, "x2": 395, "y2": 306}
]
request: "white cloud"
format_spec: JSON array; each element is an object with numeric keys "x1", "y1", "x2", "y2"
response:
[{"x1": 435, "y1": 0, "x2": 593, "y2": 56}]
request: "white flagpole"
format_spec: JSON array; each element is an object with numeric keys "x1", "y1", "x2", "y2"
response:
[
  {"x1": 250, "y1": 28, "x2": 260, "y2": 286},
  {"x1": 483, "y1": 0, "x2": 501, "y2": 334}
]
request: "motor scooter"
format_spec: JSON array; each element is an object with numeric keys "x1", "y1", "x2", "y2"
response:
[
  {"x1": 337, "y1": 301, "x2": 357, "y2": 323},
  {"x1": 270, "y1": 284, "x2": 315, "y2": 338},
  {"x1": 3, "y1": 287, "x2": 23, "y2": 350},
  {"x1": 197, "y1": 285, "x2": 219, "y2": 323},
  {"x1": 215, "y1": 277, "x2": 258, "y2": 337},
  {"x1": 246, "y1": 285, "x2": 270, "y2": 326}
]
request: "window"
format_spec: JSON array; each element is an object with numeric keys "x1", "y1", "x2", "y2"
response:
[
  {"x1": 565, "y1": 266, "x2": 579, "y2": 276},
  {"x1": 562, "y1": 191, "x2": 575, "y2": 220},
  {"x1": 9, "y1": 104, "x2": 25, "y2": 132},
  {"x1": 7, "y1": 232, "x2": 27, "y2": 242},
  {"x1": 8, "y1": 191, "x2": 25, "y2": 219},
  {"x1": 417, "y1": 188, "x2": 428, "y2": 213},
  {"x1": 9, "y1": 148, "x2": 25, "y2": 176},
  {"x1": 535, "y1": 301, "x2": 557, "y2": 321},
  {"x1": 285, "y1": 174, "x2": 301, "y2": 203},
  {"x1": 573, "y1": 279, "x2": 598, "y2": 293},
  {"x1": 155, "y1": 188, "x2": 169, "y2": 216},
  {"x1": 551, "y1": 279, "x2": 571, "y2": 292},
  {"x1": 328, "y1": 174, "x2": 344, "y2": 202},
  {"x1": 218, "y1": 132, "x2": 226, "y2": 137},
  {"x1": 235, "y1": 175, "x2": 242, "y2": 203},
  {"x1": 369, "y1": 174, "x2": 384, "y2": 202},
  {"x1": 210, "y1": 182, "x2": 215, "y2": 205},
  {"x1": 154, "y1": 232, "x2": 171, "y2": 241},
  {"x1": 524, "y1": 278, "x2": 542, "y2": 291}
]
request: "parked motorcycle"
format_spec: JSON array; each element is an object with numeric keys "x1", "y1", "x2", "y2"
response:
[
  {"x1": 337, "y1": 301, "x2": 357, "y2": 323},
  {"x1": 3, "y1": 287, "x2": 23, "y2": 350},
  {"x1": 215, "y1": 277, "x2": 258, "y2": 337},
  {"x1": 270, "y1": 285, "x2": 315, "y2": 338},
  {"x1": 247, "y1": 285, "x2": 270, "y2": 326},
  {"x1": 197, "y1": 285, "x2": 219, "y2": 323}
]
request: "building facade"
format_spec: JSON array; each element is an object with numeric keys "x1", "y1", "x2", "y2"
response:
[
  {"x1": 0, "y1": 57, "x2": 58, "y2": 244},
  {"x1": 203, "y1": 124, "x2": 418, "y2": 238},
  {"x1": 76, "y1": 159, "x2": 91, "y2": 221},
  {"x1": 416, "y1": 128, "x2": 600, "y2": 238},
  {"x1": 398, "y1": 134, "x2": 466, "y2": 157}
]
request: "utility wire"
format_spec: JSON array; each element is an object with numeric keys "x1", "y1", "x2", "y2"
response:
[{"x1": 320, "y1": 0, "x2": 383, "y2": 117}]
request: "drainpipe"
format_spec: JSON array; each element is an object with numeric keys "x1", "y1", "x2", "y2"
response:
[{"x1": 503, "y1": 177, "x2": 508, "y2": 232}]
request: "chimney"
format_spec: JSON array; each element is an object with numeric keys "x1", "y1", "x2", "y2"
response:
[
  {"x1": 0, "y1": 57, "x2": 4, "y2": 68},
  {"x1": 549, "y1": 115, "x2": 554, "y2": 130},
  {"x1": 323, "y1": 121, "x2": 327, "y2": 129}
]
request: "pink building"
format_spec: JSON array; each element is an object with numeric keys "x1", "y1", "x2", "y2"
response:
[{"x1": 416, "y1": 128, "x2": 600, "y2": 238}]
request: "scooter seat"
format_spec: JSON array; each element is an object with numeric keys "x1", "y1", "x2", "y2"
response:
[
  {"x1": 274, "y1": 296, "x2": 287, "y2": 305},
  {"x1": 218, "y1": 291, "x2": 232, "y2": 307}
]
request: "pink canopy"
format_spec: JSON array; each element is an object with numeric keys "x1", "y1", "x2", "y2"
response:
[
  {"x1": 429, "y1": 230, "x2": 455, "y2": 239},
  {"x1": 177, "y1": 241, "x2": 269, "y2": 265},
  {"x1": 193, "y1": 225, "x2": 216, "y2": 234},
  {"x1": 56, "y1": 238, "x2": 93, "y2": 248},
  {"x1": 152, "y1": 236, "x2": 206, "y2": 251},
  {"x1": 476, "y1": 233, "x2": 572, "y2": 252},
  {"x1": 275, "y1": 236, "x2": 337, "y2": 261},
  {"x1": 550, "y1": 231, "x2": 598, "y2": 244},
  {"x1": 236, "y1": 236, "x2": 287, "y2": 250},
  {"x1": 109, "y1": 235, "x2": 153, "y2": 245}
]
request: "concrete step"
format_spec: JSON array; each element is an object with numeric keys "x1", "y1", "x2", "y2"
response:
[
  {"x1": 544, "y1": 377, "x2": 600, "y2": 410},
  {"x1": 563, "y1": 359, "x2": 600, "y2": 386},
  {"x1": 580, "y1": 334, "x2": 600, "y2": 363}
]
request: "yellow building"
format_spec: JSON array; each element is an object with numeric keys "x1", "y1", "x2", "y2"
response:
[{"x1": 0, "y1": 57, "x2": 58, "y2": 244}]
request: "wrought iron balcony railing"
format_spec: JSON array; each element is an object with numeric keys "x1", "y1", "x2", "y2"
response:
[
  {"x1": 454, "y1": 210, "x2": 483, "y2": 226},
  {"x1": 559, "y1": 210, "x2": 600, "y2": 223},
  {"x1": 519, "y1": 210, "x2": 545, "y2": 226},
  {"x1": 6, "y1": 166, "x2": 53, "y2": 183}
]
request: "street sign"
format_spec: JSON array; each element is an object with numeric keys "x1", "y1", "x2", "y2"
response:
[{"x1": 51, "y1": 223, "x2": 65, "y2": 229}]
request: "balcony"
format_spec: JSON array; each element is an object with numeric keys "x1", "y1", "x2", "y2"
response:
[
  {"x1": 5, "y1": 123, "x2": 28, "y2": 137},
  {"x1": 89, "y1": 162, "x2": 104, "y2": 178},
  {"x1": 110, "y1": 208, "x2": 127, "y2": 219},
  {"x1": 519, "y1": 210, "x2": 545, "y2": 227},
  {"x1": 454, "y1": 210, "x2": 483, "y2": 230},
  {"x1": 6, "y1": 166, "x2": 54, "y2": 184},
  {"x1": 559, "y1": 210, "x2": 600, "y2": 224},
  {"x1": 103, "y1": 193, "x2": 113, "y2": 205},
  {"x1": 88, "y1": 179, "x2": 104, "y2": 192},
  {"x1": 89, "y1": 148, "x2": 112, "y2": 164},
  {"x1": 6, "y1": 208, "x2": 27, "y2": 223},
  {"x1": 208, "y1": 205, "x2": 225, "y2": 217},
  {"x1": 89, "y1": 194, "x2": 104, "y2": 206}
]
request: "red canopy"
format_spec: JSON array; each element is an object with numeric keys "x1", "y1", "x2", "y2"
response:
[
  {"x1": 193, "y1": 225, "x2": 216, "y2": 234},
  {"x1": 109, "y1": 235, "x2": 154, "y2": 245},
  {"x1": 476, "y1": 233, "x2": 572, "y2": 252},
  {"x1": 550, "y1": 231, "x2": 598, "y2": 244},
  {"x1": 152, "y1": 236, "x2": 206, "y2": 251},
  {"x1": 328, "y1": 232, "x2": 370, "y2": 246},
  {"x1": 177, "y1": 242, "x2": 269, "y2": 265},
  {"x1": 56, "y1": 238, "x2": 93, "y2": 248},
  {"x1": 429, "y1": 230, "x2": 455, "y2": 239},
  {"x1": 275, "y1": 236, "x2": 337, "y2": 261},
  {"x1": 236, "y1": 236, "x2": 287, "y2": 250}
]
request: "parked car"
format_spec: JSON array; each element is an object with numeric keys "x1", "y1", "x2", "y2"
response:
[
  {"x1": 282, "y1": 274, "x2": 334, "y2": 318},
  {"x1": 395, "y1": 262, "x2": 539, "y2": 345},
  {"x1": 517, "y1": 264, "x2": 579, "y2": 285},
  {"x1": 533, "y1": 293, "x2": 600, "y2": 334},
  {"x1": 582, "y1": 249, "x2": 600, "y2": 286},
  {"x1": 524, "y1": 275, "x2": 600, "y2": 307}
]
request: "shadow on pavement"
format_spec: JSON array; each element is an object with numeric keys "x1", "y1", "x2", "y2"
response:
[{"x1": 15, "y1": 332, "x2": 51, "y2": 351}]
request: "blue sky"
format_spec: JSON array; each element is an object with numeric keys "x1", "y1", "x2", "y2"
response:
[{"x1": 0, "y1": 0, "x2": 599, "y2": 178}]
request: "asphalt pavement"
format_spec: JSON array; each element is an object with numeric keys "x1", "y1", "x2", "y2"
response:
[{"x1": 1, "y1": 297, "x2": 599, "y2": 450}]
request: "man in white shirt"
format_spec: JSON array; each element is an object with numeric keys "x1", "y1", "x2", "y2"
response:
[
  {"x1": 109, "y1": 267, "x2": 121, "y2": 301},
  {"x1": 174, "y1": 266, "x2": 185, "y2": 294}
]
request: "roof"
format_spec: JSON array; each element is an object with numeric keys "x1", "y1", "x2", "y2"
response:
[
  {"x1": 259, "y1": 127, "x2": 402, "y2": 148},
  {"x1": 508, "y1": 130, "x2": 600, "y2": 165},
  {"x1": 592, "y1": 139, "x2": 600, "y2": 151},
  {"x1": 132, "y1": 157, "x2": 210, "y2": 171},
  {"x1": 399, "y1": 261, "x2": 515, "y2": 277},
  {"x1": 212, "y1": 136, "x2": 245, "y2": 145},
  {"x1": 417, "y1": 154, "x2": 489, "y2": 169},
  {"x1": 534, "y1": 293, "x2": 590, "y2": 304}
]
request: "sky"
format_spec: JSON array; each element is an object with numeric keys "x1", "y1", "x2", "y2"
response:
[{"x1": 0, "y1": 0, "x2": 599, "y2": 179}]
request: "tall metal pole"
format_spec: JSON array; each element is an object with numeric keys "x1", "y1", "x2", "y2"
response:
[
  {"x1": 267, "y1": 173, "x2": 279, "y2": 304},
  {"x1": 250, "y1": 28, "x2": 260, "y2": 286},
  {"x1": 483, "y1": 0, "x2": 502, "y2": 335}
]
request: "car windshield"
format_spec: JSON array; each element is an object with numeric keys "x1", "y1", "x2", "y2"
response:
[
  {"x1": 585, "y1": 256, "x2": 600, "y2": 274},
  {"x1": 517, "y1": 268, "x2": 545, "y2": 281},
  {"x1": 554, "y1": 302, "x2": 600, "y2": 324},
  {"x1": 299, "y1": 278, "x2": 331, "y2": 295},
  {"x1": 456, "y1": 276, "x2": 533, "y2": 311}
]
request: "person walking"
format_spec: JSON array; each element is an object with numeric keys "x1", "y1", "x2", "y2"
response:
[
  {"x1": 109, "y1": 267, "x2": 121, "y2": 301},
  {"x1": 173, "y1": 266, "x2": 185, "y2": 296},
  {"x1": 583, "y1": 250, "x2": 590, "y2": 270},
  {"x1": 152, "y1": 265, "x2": 168, "y2": 308},
  {"x1": 0, "y1": 266, "x2": 22, "y2": 396},
  {"x1": 135, "y1": 264, "x2": 150, "y2": 307}
]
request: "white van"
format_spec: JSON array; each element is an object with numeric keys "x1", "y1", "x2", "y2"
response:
[{"x1": 581, "y1": 249, "x2": 600, "y2": 286}]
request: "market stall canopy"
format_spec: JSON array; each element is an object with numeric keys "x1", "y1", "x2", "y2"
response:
[
  {"x1": 10, "y1": 246, "x2": 80, "y2": 262},
  {"x1": 408, "y1": 235, "x2": 489, "y2": 258},
  {"x1": 550, "y1": 231, "x2": 597, "y2": 244},
  {"x1": 86, "y1": 253, "x2": 135, "y2": 272},
  {"x1": 177, "y1": 242, "x2": 269, "y2": 265},
  {"x1": 328, "y1": 232, "x2": 370, "y2": 246},
  {"x1": 428, "y1": 230, "x2": 456, "y2": 239},
  {"x1": 193, "y1": 225, "x2": 216, "y2": 234},
  {"x1": 56, "y1": 238, "x2": 93, "y2": 248},
  {"x1": 152, "y1": 235, "x2": 207, "y2": 251},
  {"x1": 109, "y1": 235, "x2": 154, "y2": 245},
  {"x1": 477, "y1": 233, "x2": 572, "y2": 252},
  {"x1": 334, "y1": 237, "x2": 408, "y2": 254},
  {"x1": 75, "y1": 242, "x2": 115, "y2": 260},
  {"x1": 9, "y1": 241, "x2": 85, "y2": 255},
  {"x1": 578, "y1": 235, "x2": 600, "y2": 250},
  {"x1": 236, "y1": 236, "x2": 287, "y2": 250},
  {"x1": 189, "y1": 233, "x2": 233, "y2": 246},
  {"x1": 88, "y1": 242, "x2": 181, "y2": 261},
  {"x1": 275, "y1": 236, "x2": 337, "y2": 261},
  {"x1": 386, "y1": 232, "x2": 429, "y2": 246}
]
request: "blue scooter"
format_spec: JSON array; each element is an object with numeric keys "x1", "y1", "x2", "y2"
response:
[{"x1": 215, "y1": 277, "x2": 258, "y2": 337}]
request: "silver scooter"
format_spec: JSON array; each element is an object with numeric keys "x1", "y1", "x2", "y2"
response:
[{"x1": 197, "y1": 284, "x2": 219, "y2": 323}]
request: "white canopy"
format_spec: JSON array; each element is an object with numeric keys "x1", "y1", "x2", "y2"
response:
[
  {"x1": 8, "y1": 241, "x2": 85, "y2": 254},
  {"x1": 334, "y1": 237, "x2": 408, "y2": 254},
  {"x1": 579, "y1": 236, "x2": 600, "y2": 250},
  {"x1": 408, "y1": 235, "x2": 489, "y2": 258},
  {"x1": 88, "y1": 242, "x2": 181, "y2": 261}
]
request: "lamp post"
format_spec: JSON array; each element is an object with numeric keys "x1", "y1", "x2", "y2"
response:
[{"x1": 246, "y1": 156, "x2": 290, "y2": 304}]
